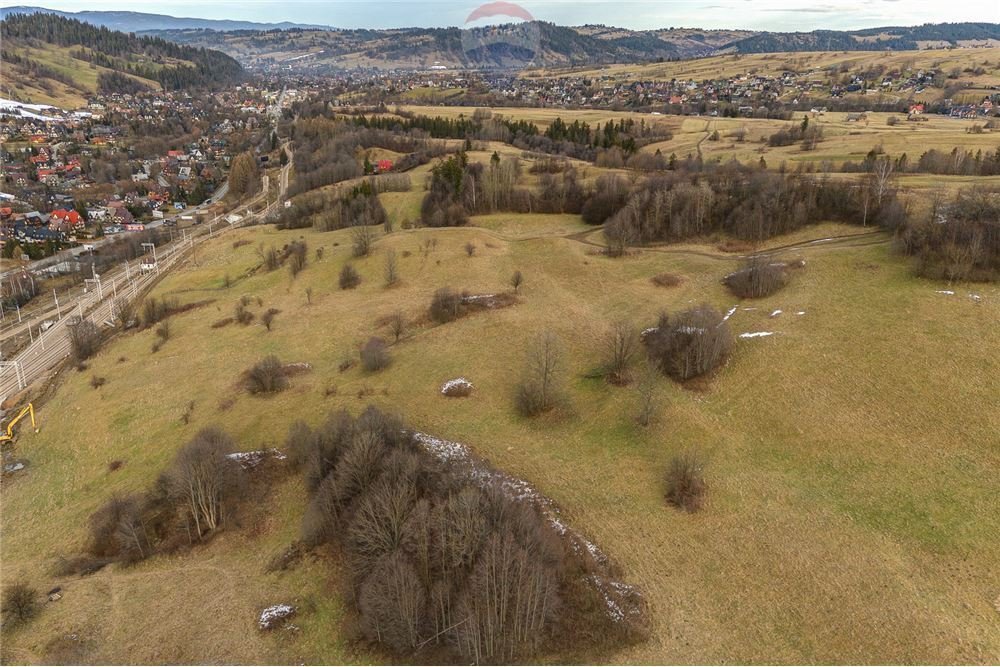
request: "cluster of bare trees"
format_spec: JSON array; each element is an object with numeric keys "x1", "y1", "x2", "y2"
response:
[
  {"x1": 724, "y1": 255, "x2": 789, "y2": 298},
  {"x1": 76, "y1": 428, "x2": 247, "y2": 573},
  {"x1": 597, "y1": 163, "x2": 896, "y2": 251},
  {"x1": 68, "y1": 317, "x2": 102, "y2": 363},
  {"x1": 899, "y1": 187, "x2": 1000, "y2": 282},
  {"x1": 645, "y1": 305, "x2": 733, "y2": 381},
  {"x1": 277, "y1": 187, "x2": 388, "y2": 232},
  {"x1": 287, "y1": 406, "x2": 613, "y2": 663},
  {"x1": 421, "y1": 153, "x2": 587, "y2": 227}
]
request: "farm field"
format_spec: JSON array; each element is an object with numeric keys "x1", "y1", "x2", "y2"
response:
[
  {"x1": 2, "y1": 205, "x2": 998, "y2": 663},
  {"x1": 526, "y1": 47, "x2": 1000, "y2": 87},
  {"x1": 393, "y1": 104, "x2": 997, "y2": 173}
]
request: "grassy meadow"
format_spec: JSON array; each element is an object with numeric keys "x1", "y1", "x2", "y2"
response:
[
  {"x1": 2, "y1": 199, "x2": 999, "y2": 663},
  {"x1": 527, "y1": 47, "x2": 1000, "y2": 88}
]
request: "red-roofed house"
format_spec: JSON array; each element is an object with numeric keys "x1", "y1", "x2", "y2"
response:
[
  {"x1": 49, "y1": 209, "x2": 84, "y2": 233},
  {"x1": 37, "y1": 168, "x2": 60, "y2": 185}
]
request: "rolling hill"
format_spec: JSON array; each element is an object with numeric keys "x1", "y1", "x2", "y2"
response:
[
  {"x1": 0, "y1": 12, "x2": 244, "y2": 107},
  {"x1": 146, "y1": 21, "x2": 1000, "y2": 72},
  {"x1": 0, "y1": 6, "x2": 329, "y2": 32}
]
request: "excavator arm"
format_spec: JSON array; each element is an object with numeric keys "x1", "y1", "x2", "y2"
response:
[{"x1": 0, "y1": 403, "x2": 37, "y2": 444}]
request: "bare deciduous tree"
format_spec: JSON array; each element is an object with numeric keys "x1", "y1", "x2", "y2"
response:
[
  {"x1": 603, "y1": 320, "x2": 639, "y2": 385},
  {"x1": 384, "y1": 249, "x2": 399, "y2": 287},
  {"x1": 388, "y1": 311, "x2": 406, "y2": 343},
  {"x1": 515, "y1": 331, "x2": 563, "y2": 416},
  {"x1": 68, "y1": 317, "x2": 101, "y2": 362},
  {"x1": 165, "y1": 428, "x2": 243, "y2": 538},
  {"x1": 352, "y1": 222, "x2": 376, "y2": 257},
  {"x1": 635, "y1": 362, "x2": 659, "y2": 427}
]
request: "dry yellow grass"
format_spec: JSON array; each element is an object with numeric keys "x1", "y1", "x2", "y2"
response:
[
  {"x1": 2, "y1": 211, "x2": 998, "y2": 663},
  {"x1": 527, "y1": 48, "x2": 1000, "y2": 86}
]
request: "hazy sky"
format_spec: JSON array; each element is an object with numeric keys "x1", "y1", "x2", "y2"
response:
[{"x1": 10, "y1": 0, "x2": 1000, "y2": 30}]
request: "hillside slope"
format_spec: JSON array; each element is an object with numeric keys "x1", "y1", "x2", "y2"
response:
[
  {"x1": 0, "y1": 13, "x2": 244, "y2": 106},
  {"x1": 148, "y1": 21, "x2": 1000, "y2": 72},
  {"x1": 0, "y1": 6, "x2": 329, "y2": 32}
]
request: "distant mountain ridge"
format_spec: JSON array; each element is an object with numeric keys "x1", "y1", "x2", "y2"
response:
[
  {"x1": 0, "y1": 5, "x2": 330, "y2": 32},
  {"x1": 2, "y1": 6, "x2": 998, "y2": 73},
  {"x1": 144, "y1": 20, "x2": 1000, "y2": 72}
]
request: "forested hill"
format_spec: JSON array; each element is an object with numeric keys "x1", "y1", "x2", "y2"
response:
[
  {"x1": 146, "y1": 20, "x2": 1000, "y2": 72},
  {"x1": 727, "y1": 23, "x2": 1000, "y2": 53},
  {"x1": 0, "y1": 12, "x2": 244, "y2": 99}
]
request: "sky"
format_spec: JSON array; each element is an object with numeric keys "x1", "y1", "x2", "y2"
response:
[{"x1": 7, "y1": 0, "x2": 999, "y2": 30}]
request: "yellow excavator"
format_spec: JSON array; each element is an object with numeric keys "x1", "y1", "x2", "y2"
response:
[{"x1": 1, "y1": 403, "x2": 38, "y2": 445}]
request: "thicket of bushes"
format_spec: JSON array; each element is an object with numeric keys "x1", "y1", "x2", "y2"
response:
[
  {"x1": 645, "y1": 305, "x2": 732, "y2": 381},
  {"x1": 724, "y1": 255, "x2": 789, "y2": 298},
  {"x1": 287, "y1": 406, "x2": 646, "y2": 663},
  {"x1": 70, "y1": 428, "x2": 251, "y2": 574},
  {"x1": 68, "y1": 317, "x2": 102, "y2": 363},
  {"x1": 899, "y1": 187, "x2": 1000, "y2": 282}
]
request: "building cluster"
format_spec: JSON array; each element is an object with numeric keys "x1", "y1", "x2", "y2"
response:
[{"x1": 1, "y1": 85, "x2": 292, "y2": 257}]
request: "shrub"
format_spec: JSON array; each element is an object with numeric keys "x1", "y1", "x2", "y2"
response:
[
  {"x1": 88, "y1": 494, "x2": 150, "y2": 563},
  {"x1": 90, "y1": 376, "x2": 106, "y2": 389},
  {"x1": 464, "y1": 241, "x2": 476, "y2": 257},
  {"x1": 339, "y1": 264, "x2": 361, "y2": 290},
  {"x1": 1, "y1": 582, "x2": 38, "y2": 629},
  {"x1": 262, "y1": 245, "x2": 281, "y2": 271},
  {"x1": 723, "y1": 255, "x2": 788, "y2": 298},
  {"x1": 114, "y1": 298, "x2": 136, "y2": 330},
  {"x1": 510, "y1": 270, "x2": 524, "y2": 293},
  {"x1": 664, "y1": 451, "x2": 706, "y2": 512},
  {"x1": 141, "y1": 297, "x2": 176, "y2": 328},
  {"x1": 155, "y1": 320, "x2": 171, "y2": 341},
  {"x1": 360, "y1": 337, "x2": 391, "y2": 372},
  {"x1": 646, "y1": 305, "x2": 732, "y2": 381},
  {"x1": 68, "y1": 317, "x2": 101, "y2": 362},
  {"x1": 288, "y1": 240, "x2": 308, "y2": 277},
  {"x1": 235, "y1": 301, "x2": 254, "y2": 325},
  {"x1": 429, "y1": 287, "x2": 462, "y2": 323},
  {"x1": 651, "y1": 272, "x2": 682, "y2": 288},
  {"x1": 261, "y1": 308, "x2": 279, "y2": 331},
  {"x1": 246, "y1": 355, "x2": 289, "y2": 394}
]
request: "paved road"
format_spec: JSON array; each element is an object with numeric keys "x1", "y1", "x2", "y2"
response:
[{"x1": 0, "y1": 150, "x2": 291, "y2": 404}]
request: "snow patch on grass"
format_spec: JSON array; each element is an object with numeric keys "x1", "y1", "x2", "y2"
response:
[{"x1": 259, "y1": 604, "x2": 296, "y2": 630}]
